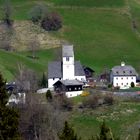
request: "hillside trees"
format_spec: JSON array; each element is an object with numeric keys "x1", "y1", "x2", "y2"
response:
[
  {"x1": 2, "y1": 0, "x2": 13, "y2": 27},
  {"x1": 29, "y1": 4, "x2": 62, "y2": 31},
  {"x1": 28, "y1": 4, "x2": 48, "y2": 24},
  {"x1": 0, "y1": 0, "x2": 14, "y2": 51},
  {"x1": 15, "y1": 64, "x2": 38, "y2": 92},
  {"x1": 0, "y1": 73, "x2": 20, "y2": 140},
  {"x1": 19, "y1": 93, "x2": 67, "y2": 140}
]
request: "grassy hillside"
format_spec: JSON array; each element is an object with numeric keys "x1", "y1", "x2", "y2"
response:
[
  {"x1": 70, "y1": 101, "x2": 140, "y2": 140},
  {"x1": 0, "y1": 0, "x2": 140, "y2": 78}
]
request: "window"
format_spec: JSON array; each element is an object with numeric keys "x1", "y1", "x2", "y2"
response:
[
  {"x1": 121, "y1": 83, "x2": 123, "y2": 85},
  {"x1": 130, "y1": 71, "x2": 132, "y2": 73},
  {"x1": 66, "y1": 57, "x2": 69, "y2": 61},
  {"x1": 53, "y1": 78, "x2": 55, "y2": 80},
  {"x1": 131, "y1": 77, "x2": 133, "y2": 79},
  {"x1": 123, "y1": 71, "x2": 125, "y2": 73},
  {"x1": 116, "y1": 83, "x2": 118, "y2": 86},
  {"x1": 79, "y1": 87, "x2": 81, "y2": 90},
  {"x1": 116, "y1": 77, "x2": 118, "y2": 80},
  {"x1": 126, "y1": 83, "x2": 128, "y2": 85},
  {"x1": 69, "y1": 88, "x2": 71, "y2": 91},
  {"x1": 116, "y1": 71, "x2": 119, "y2": 74},
  {"x1": 59, "y1": 78, "x2": 61, "y2": 80},
  {"x1": 121, "y1": 77, "x2": 123, "y2": 80},
  {"x1": 75, "y1": 87, "x2": 77, "y2": 90},
  {"x1": 127, "y1": 77, "x2": 128, "y2": 79}
]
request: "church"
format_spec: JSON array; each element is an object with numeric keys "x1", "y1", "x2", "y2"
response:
[{"x1": 48, "y1": 45, "x2": 86, "y2": 97}]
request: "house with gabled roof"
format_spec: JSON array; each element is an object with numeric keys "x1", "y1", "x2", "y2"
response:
[
  {"x1": 48, "y1": 45, "x2": 86, "y2": 96},
  {"x1": 110, "y1": 62, "x2": 138, "y2": 89}
]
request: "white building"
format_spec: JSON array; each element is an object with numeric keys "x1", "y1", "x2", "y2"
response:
[
  {"x1": 48, "y1": 45, "x2": 86, "y2": 94},
  {"x1": 110, "y1": 62, "x2": 138, "y2": 89}
]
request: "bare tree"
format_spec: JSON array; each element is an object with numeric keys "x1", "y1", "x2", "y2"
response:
[
  {"x1": 2, "y1": 0, "x2": 13, "y2": 27},
  {"x1": 28, "y1": 36, "x2": 40, "y2": 59},
  {"x1": 19, "y1": 93, "x2": 68, "y2": 140},
  {"x1": 15, "y1": 64, "x2": 39, "y2": 93}
]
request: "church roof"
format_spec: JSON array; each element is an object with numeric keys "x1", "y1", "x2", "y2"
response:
[
  {"x1": 75, "y1": 61, "x2": 85, "y2": 76},
  {"x1": 48, "y1": 61, "x2": 62, "y2": 78},
  {"x1": 48, "y1": 61, "x2": 85, "y2": 78},
  {"x1": 62, "y1": 45, "x2": 74, "y2": 57}
]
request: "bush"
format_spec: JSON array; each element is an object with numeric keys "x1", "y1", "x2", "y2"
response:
[
  {"x1": 83, "y1": 95, "x2": 99, "y2": 109},
  {"x1": 104, "y1": 94, "x2": 114, "y2": 105},
  {"x1": 80, "y1": 91, "x2": 89, "y2": 97},
  {"x1": 41, "y1": 12, "x2": 62, "y2": 31},
  {"x1": 131, "y1": 82, "x2": 135, "y2": 88},
  {"x1": 46, "y1": 90, "x2": 52, "y2": 101}
]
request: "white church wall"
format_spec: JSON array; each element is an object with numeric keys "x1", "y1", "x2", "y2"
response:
[
  {"x1": 66, "y1": 91, "x2": 83, "y2": 98},
  {"x1": 63, "y1": 56, "x2": 75, "y2": 79},
  {"x1": 113, "y1": 76, "x2": 136, "y2": 89},
  {"x1": 48, "y1": 78, "x2": 60, "y2": 88}
]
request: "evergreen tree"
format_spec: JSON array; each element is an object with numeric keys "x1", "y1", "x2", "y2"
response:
[
  {"x1": 138, "y1": 128, "x2": 140, "y2": 140},
  {"x1": 41, "y1": 72, "x2": 47, "y2": 88},
  {"x1": 59, "y1": 121, "x2": 81, "y2": 140},
  {"x1": 0, "y1": 73, "x2": 20, "y2": 140},
  {"x1": 96, "y1": 121, "x2": 118, "y2": 140},
  {"x1": 0, "y1": 73, "x2": 8, "y2": 107}
]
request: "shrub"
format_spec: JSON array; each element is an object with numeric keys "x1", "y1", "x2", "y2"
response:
[
  {"x1": 80, "y1": 91, "x2": 89, "y2": 97},
  {"x1": 41, "y1": 12, "x2": 62, "y2": 31},
  {"x1": 83, "y1": 95, "x2": 99, "y2": 109},
  {"x1": 46, "y1": 90, "x2": 52, "y2": 101},
  {"x1": 104, "y1": 94, "x2": 114, "y2": 105},
  {"x1": 131, "y1": 82, "x2": 135, "y2": 88}
]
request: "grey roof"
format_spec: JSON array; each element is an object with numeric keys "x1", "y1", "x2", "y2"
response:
[
  {"x1": 58, "y1": 79, "x2": 84, "y2": 86},
  {"x1": 48, "y1": 61, "x2": 62, "y2": 78},
  {"x1": 75, "y1": 61, "x2": 85, "y2": 76},
  {"x1": 48, "y1": 61, "x2": 85, "y2": 78},
  {"x1": 111, "y1": 65, "x2": 138, "y2": 76},
  {"x1": 62, "y1": 45, "x2": 74, "y2": 57}
]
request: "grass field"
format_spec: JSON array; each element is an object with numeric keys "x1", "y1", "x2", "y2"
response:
[
  {"x1": 0, "y1": 0, "x2": 140, "y2": 78},
  {"x1": 70, "y1": 102, "x2": 140, "y2": 140},
  {"x1": 48, "y1": 0, "x2": 125, "y2": 7}
]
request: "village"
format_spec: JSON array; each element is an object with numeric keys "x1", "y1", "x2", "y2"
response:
[{"x1": 6, "y1": 44, "x2": 140, "y2": 105}]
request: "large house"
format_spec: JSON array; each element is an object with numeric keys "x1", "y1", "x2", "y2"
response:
[
  {"x1": 48, "y1": 45, "x2": 86, "y2": 95},
  {"x1": 110, "y1": 62, "x2": 138, "y2": 89}
]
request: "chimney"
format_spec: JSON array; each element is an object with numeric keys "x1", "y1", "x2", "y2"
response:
[{"x1": 121, "y1": 62, "x2": 125, "y2": 66}]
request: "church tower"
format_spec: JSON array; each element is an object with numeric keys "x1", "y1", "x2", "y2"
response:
[{"x1": 62, "y1": 45, "x2": 75, "y2": 80}]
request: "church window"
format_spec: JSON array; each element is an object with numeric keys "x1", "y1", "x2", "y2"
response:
[{"x1": 66, "y1": 57, "x2": 69, "y2": 61}]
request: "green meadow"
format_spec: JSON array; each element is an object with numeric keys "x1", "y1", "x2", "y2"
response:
[
  {"x1": 70, "y1": 101, "x2": 140, "y2": 140},
  {"x1": 0, "y1": 0, "x2": 140, "y2": 79}
]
